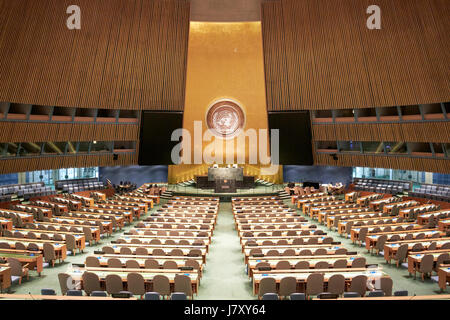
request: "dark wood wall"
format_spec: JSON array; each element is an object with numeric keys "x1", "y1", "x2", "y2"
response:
[
  {"x1": 315, "y1": 152, "x2": 450, "y2": 174},
  {"x1": 0, "y1": 122, "x2": 139, "y2": 143},
  {"x1": 261, "y1": 0, "x2": 450, "y2": 111},
  {"x1": 0, "y1": 0, "x2": 190, "y2": 111},
  {"x1": 312, "y1": 122, "x2": 450, "y2": 143},
  {"x1": 0, "y1": 153, "x2": 138, "y2": 175}
]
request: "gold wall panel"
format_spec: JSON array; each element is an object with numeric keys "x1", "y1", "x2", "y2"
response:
[{"x1": 170, "y1": 22, "x2": 282, "y2": 183}]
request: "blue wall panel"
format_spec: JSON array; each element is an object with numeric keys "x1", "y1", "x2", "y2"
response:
[
  {"x1": 283, "y1": 165, "x2": 353, "y2": 186},
  {"x1": 433, "y1": 173, "x2": 450, "y2": 186},
  {"x1": 99, "y1": 166, "x2": 168, "y2": 187},
  {"x1": 0, "y1": 173, "x2": 18, "y2": 186}
]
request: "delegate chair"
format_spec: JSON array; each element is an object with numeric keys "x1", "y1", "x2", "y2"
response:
[{"x1": 258, "y1": 277, "x2": 276, "y2": 300}]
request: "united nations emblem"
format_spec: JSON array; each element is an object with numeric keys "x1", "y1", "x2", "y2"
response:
[{"x1": 206, "y1": 99, "x2": 245, "y2": 139}]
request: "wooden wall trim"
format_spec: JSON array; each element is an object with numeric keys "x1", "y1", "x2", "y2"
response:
[
  {"x1": 262, "y1": 0, "x2": 450, "y2": 111},
  {"x1": 0, "y1": 0, "x2": 190, "y2": 111},
  {"x1": 0, "y1": 153, "x2": 138, "y2": 174},
  {"x1": 312, "y1": 122, "x2": 450, "y2": 143},
  {"x1": 314, "y1": 153, "x2": 450, "y2": 174},
  {"x1": 0, "y1": 122, "x2": 139, "y2": 143}
]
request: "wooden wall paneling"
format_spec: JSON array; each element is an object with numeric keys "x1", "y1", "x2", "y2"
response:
[
  {"x1": 261, "y1": 0, "x2": 450, "y2": 111},
  {"x1": 314, "y1": 153, "x2": 450, "y2": 174},
  {"x1": 0, "y1": 153, "x2": 137, "y2": 174},
  {"x1": 312, "y1": 122, "x2": 450, "y2": 143},
  {"x1": 0, "y1": 0, "x2": 190, "y2": 110},
  {"x1": 0, "y1": 122, "x2": 139, "y2": 143}
]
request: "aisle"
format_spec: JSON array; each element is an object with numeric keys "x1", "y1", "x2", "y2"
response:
[{"x1": 196, "y1": 202, "x2": 254, "y2": 300}]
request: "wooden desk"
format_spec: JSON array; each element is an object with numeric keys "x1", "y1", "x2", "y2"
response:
[
  {"x1": 101, "y1": 200, "x2": 148, "y2": 213},
  {"x1": 439, "y1": 219, "x2": 450, "y2": 232},
  {"x1": 356, "y1": 194, "x2": 383, "y2": 206},
  {"x1": 50, "y1": 217, "x2": 113, "y2": 235},
  {"x1": 92, "y1": 257, "x2": 203, "y2": 277},
  {"x1": 438, "y1": 264, "x2": 450, "y2": 292},
  {"x1": 399, "y1": 204, "x2": 438, "y2": 219},
  {"x1": 252, "y1": 268, "x2": 389, "y2": 296},
  {"x1": 0, "y1": 266, "x2": 11, "y2": 291},
  {"x1": 52, "y1": 197, "x2": 82, "y2": 210},
  {"x1": 109, "y1": 245, "x2": 207, "y2": 263},
  {"x1": 13, "y1": 204, "x2": 53, "y2": 218},
  {"x1": 0, "y1": 249, "x2": 44, "y2": 276},
  {"x1": 67, "y1": 268, "x2": 199, "y2": 295},
  {"x1": 366, "y1": 229, "x2": 444, "y2": 252},
  {"x1": 369, "y1": 197, "x2": 398, "y2": 211},
  {"x1": 302, "y1": 201, "x2": 347, "y2": 214},
  {"x1": 383, "y1": 201, "x2": 420, "y2": 214},
  {"x1": 79, "y1": 208, "x2": 133, "y2": 224},
  {"x1": 384, "y1": 238, "x2": 450, "y2": 264},
  {"x1": 65, "y1": 211, "x2": 126, "y2": 229},
  {"x1": 93, "y1": 254, "x2": 203, "y2": 270},
  {"x1": 337, "y1": 217, "x2": 404, "y2": 235},
  {"x1": 13, "y1": 228, "x2": 86, "y2": 253},
  {"x1": 93, "y1": 204, "x2": 142, "y2": 220},
  {"x1": 243, "y1": 245, "x2": 344, "y2": 264},
  {"x1": 407, "y1": 250, "x2": 450, "y2": 277},
  {"x1": 247, "y1": 255, "x2": 360, "y2": 277},
  {"x1": 0, "y1": 219, "x2": 13, "y2": 231},
  {"x1": 321, "y1": 209, "x2": 375, "y2": 226},
  {"x1": 32, "y1": 222, "x2": 101, "y2": 243},
  {"x1": 349, "y1": 223, "x2": 424, "y2": 242},
  {"x1": 0, "y1": 237, "x2": 67, "y2": 262}
]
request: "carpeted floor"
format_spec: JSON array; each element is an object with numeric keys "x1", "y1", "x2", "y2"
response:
[{"x1": 8, "y1": 197, "x2": 448, "y2": 298}]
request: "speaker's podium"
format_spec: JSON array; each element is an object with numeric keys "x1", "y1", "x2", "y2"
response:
[
  {"x1": 196, "y1": 165, "x2": 254, "y2": 193},
  {"x1": 215, "y1": 179, "x2": 236, "y2": 193}
]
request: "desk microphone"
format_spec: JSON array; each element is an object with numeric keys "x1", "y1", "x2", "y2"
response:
[{"x1": 28, "y1": 292, "x2": 35, "y2": 300}]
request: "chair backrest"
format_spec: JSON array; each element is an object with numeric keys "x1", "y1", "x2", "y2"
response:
[
  {"x1": 380, "y1": 277, "x2": 393, "y2": 296},
  {"x1": 163, "y1": 260, "x2": 178, "y2": 269},
  {"x1": 174, "y1": 274, "x2": 192, "y2": 297},
  {"x1": 333, "y1": 259, "x2": 347, "y2": 269},
  {"x1": 86, "y1": 256, "x2": 101, "y2": 267},
  {"x1": 7, "y1": 257, "x2": 24, "y2": 277},
  {"x1": 127, "y1": 273, "x2": 145, "y2": 296},
  {"x1": 348, "y1": 275, "x2": 368, "y2": 297},
  {"x1": 82, "y1": 272, "x2": 101, "y2": 295},
  {"x1": 105, "y1": 274, "x2": 124, "y2": 295},
  {"x1": 58, "y1": 273, "x2": 71, "y2": 295},
  {"x1": 258, "y1": 277, "x2": 276, "y2": 298},
  {"x1": 351, "y1": 257, "x2": 366, "y2": 268},
  {"x1": 306, "y1": 273, "x2": 324, "y2": 296},
  {"x1": 102, "y1": 246, "x2": 115, "y2": 254},
  {"x1": 327, "y1": 274, "x2": 345, "y2": 295},
  {"x1": 125, "y1": 260, "x2": 140, "y2": 269},
  {"x1": 107, "y1": 258, "x2": 123, "y2": 268},
  {"x1": 152, "y1": 275, "x2": 171, "y2": 296},
  {"x1": 315, "y1": 261, "x2": 329, "y2": 269},
  {"x1": 279, "y1": 276, "x2": 297, "y2": 297},
  {"x1": 419, "y1": 254, "x2": 434, "y2": 273},
  {"x1": 275, "y1": 261, "x2": 291, "y2": 270},
  {"x1": 395, "y1": 244, "x2": 408, "y2": 262},
  {"x1": 43, "y1": 243, "x2": 56, "y2": 262}
]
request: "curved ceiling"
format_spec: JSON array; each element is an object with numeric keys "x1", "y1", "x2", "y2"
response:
[{"x1": 190, "y1": 0, "x2": 263, "y2": 22}]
